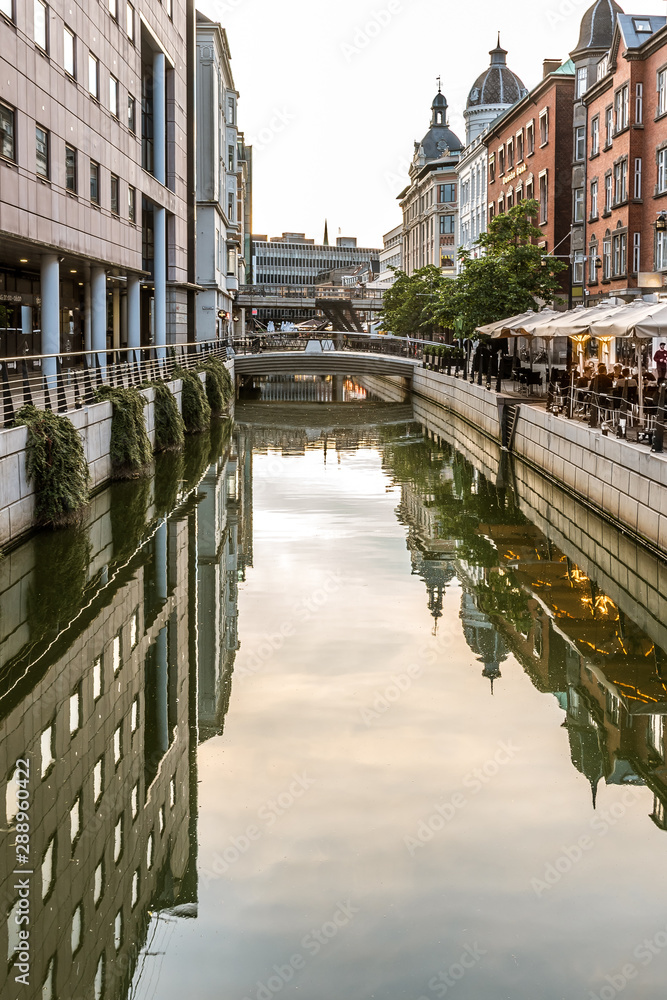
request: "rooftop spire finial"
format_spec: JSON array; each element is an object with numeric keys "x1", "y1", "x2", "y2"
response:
[{"x1": 437, "y1": 74, "x2": 442, "y2": 94}]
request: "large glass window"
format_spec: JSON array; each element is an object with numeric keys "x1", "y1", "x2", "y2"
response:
[
  {"x1": 34, "y1": 0, "x2": 47, "y2": 51},
  {"x1": 2, "y1": 104, "x2": 17, "y2": 161},
  {"x1": 90, "y1": 160, "x2": 99, "y2": 203},
  {"x1": 35, "y1": 125, "x2": 49, "y2": 178},
  {"x1": 110, "y1": 173, "x2": 119, "y2": 215},
  {"x1": 439, "y1": 215, "x2": 454, "y2": 235},
  {"x1": 65, "y1": 145, "x2": 76, "y2": 192},
  {"x1": 64, "y1": 26, "x2": 75, "y2": 77},
  {"x1": 439, "y1": 184, "x2": 456, "y2": 203},
  {"x1": 574, "y1": 127, "x2": 585, "y2": 162},
  {"x1": 126, "y1": 2, "x2": 134, "y2": 42},
  {"x1": 0, "y1": 0, "x2": 14, "y2": 22},
  {"x1": 88, "y1": 53, "x2": 98, "y2": 98}
]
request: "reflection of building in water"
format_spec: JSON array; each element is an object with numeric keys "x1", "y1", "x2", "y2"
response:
[
  {"x1": 249, "y1": 374, "x2": 373, "y2": 404},
  {"x1": 459, "y1": 590, "x2": 509, "y2": 692},
  {"x1": 0, "y1": 432, "x2": 244, "y2": 1000},
  {"x1": 397, "y1": 483, "x2": 457, "y2": 626}
]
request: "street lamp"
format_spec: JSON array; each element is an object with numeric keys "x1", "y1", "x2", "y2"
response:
[{"x1": 657, "y1": 212, "x2": 667, "y2": 233}]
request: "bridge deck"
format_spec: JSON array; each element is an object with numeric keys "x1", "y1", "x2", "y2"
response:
[{"x1": 233, "y1": 350, "x2": 418, "y2": 379}]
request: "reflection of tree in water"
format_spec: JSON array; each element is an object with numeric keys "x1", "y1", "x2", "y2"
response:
[
  {"x1": 26, "y1": 525, "x2": 92, "y2": 644},
  {"x1": 153, "y1": 449, "x2": 185, "y2": 519},
  {"x1": 110, "y1": 476, "x2": 152, "y2": 564}
]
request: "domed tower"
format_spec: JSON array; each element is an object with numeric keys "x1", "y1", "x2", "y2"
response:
[
  {"x1": 416, "y1": 88, "x2": 463, "y2": 163},
  {"x1": 464, "y1": 35, "x2": 528, "y2": 145}
]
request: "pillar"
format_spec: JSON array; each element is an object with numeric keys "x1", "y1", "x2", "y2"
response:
[
  {"x1": 112, "y1": 286, "x2": 120, "y2": 351},
  {"x1": 127, "y1": 274, "x2": 141, "y2": 363},
  {"x1": 120, "y1": 290, "x2": 128, "y2": 351},
  {"x1": 154, "y1": 206, "x2": 166, "y2": 356},
  {"x1": 84, "y1": 279, "x2": 92, "y2": 356},
  {"x1": 153, "y1": 51, "x2": 166, "y2": 186},
  {"x1": 40, "y1": 254, "x2": 60, "y2": 383},
  {"x1": 91, "y1": 266, "x2": 107, "y2": 375}
]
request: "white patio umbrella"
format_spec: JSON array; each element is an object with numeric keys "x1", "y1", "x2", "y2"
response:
[{"x1": 478, "y1": 310, "x2": 537, "y2": 337}]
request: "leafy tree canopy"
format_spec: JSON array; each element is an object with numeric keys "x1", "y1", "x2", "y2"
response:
[{"x1": 379, "y1": 265, "x2": 452, "y2": 339}]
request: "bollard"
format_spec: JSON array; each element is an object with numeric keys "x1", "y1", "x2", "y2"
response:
[{"x1": 1, "y1": 363, "x2": 16, "y2": 427}]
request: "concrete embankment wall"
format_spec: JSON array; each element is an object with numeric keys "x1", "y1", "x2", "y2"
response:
[
  {"x1": 404, "y1": 368, "x2": 667, "y2": 557},
  {"x1": 0, "y1": 366, "x2": 227, "y2": 551}
]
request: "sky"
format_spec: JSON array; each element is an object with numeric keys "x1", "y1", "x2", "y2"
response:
[{"x1": 197, "y1": 0, "x2": 667, "y2": 249}]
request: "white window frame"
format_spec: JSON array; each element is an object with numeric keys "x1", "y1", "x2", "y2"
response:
[
  {"x1": 34, "y1": 0, "x2": 47, "y2": 51},
  {"x1": 64, "y1": 26, "x2": 75, "y2": 77},
  {"x1": 659, "y1": 69, "x2": 667, "y2": 117},
  {"x1": 590, "y1": 179, "x2": 598, "y2": 218},
  {"x1": 88, "y1": 53, "x2": 99, "y2": 99},
  {"x1": 633, "y1": 232, "x2": 641, "y2": 273},
  {"x1": 634, "y1": 157, "x2": 642, "y2": 199},
  {"x1": 591, "y1": 117, "x2": 599, "y2": 156},
  {"x1": 636, "y1": 82, "x2": 643, "y2": 124},
  {"x1": 576, "y1": 67, "x2": 587, "y2": 99},
  {"x1": 658, "y1": 148, "x2": 667, "y2": 193}
]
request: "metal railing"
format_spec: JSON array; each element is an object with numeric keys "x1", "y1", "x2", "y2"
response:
[
  {"x1": 237, "y1": 285, "x2": 385, "y2": 301},
  {"x1": 232, "y1": 331, "x2": 424, "y2": 360},
  {"x1": 0, "y1": 340, "x2": 230, "y2": 428}
]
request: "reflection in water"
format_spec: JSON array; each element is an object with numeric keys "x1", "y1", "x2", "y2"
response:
[{"x1": 1, "y1": 382, "x2": 667, "y2": 998}]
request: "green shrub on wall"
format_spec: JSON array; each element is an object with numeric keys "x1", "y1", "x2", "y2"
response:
[
  {"x1": 203, "y1": 356, "x2": 234, "y2": 414},
  {"x1": 177, "y1": 369, "x2": 212, "y2": 434},
  {"x1": 15, "y1": 405, "x2": 90, "y2": 526},
  {"x1": 96, "y1": 386, "x2": 153, "y2": 478},
  {"x1": 145, "y1": 381, "x2": 185, "y2": 452}
]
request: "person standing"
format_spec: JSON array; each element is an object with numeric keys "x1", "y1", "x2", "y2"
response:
[{"x1": 654, "y1": 342, "x2": 667, "y2": 381}]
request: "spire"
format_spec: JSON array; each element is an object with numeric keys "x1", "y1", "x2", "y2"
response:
[
  {"x1": 323, "y1": 220, "x2": 329, "y2": 246},
  {"x1": 490, "y1": 33, "x2": 508, "y2": 66}
]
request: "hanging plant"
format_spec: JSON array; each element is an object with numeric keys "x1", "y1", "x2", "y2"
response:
[
  {"x1": 96, "y1": 386, "x2": 153, "y2": 478},
  {"x1": 176, "y1": 368, "x2": 211, "y2": 434},
  {"x1": 203, "y1": 356, "x2": 234, "y2": 414},
  {"x1": 144, "y1": 380, "x2": 185, "y2": 452},
  {"x1": 15, "y1": 405, "x2": 91, "y2": 526}
]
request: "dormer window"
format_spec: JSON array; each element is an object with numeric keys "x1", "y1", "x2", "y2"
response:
[{"x1": 633, "y1": 18, "x2": 652, "y2": 33}]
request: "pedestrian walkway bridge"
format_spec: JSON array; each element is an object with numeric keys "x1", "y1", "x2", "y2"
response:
[
  {"x1": 233, "y1": 337, "x2": 419, "y2": 381},
  {"x1": 236, "y1": 285, "x2": 385, "y2": 332}
]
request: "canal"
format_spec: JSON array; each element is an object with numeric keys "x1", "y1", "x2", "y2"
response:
[{"x1": 2, "y1": 375, "x2": 667, "y2": 1000}]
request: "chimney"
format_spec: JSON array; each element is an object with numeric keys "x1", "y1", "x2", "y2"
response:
[{"x1": 543, "y1": 59, "x2": 561, "y2": 78}]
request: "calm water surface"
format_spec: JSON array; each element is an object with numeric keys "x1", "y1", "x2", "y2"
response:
[{"x1": 1, "y1": 379, "x2": 667, "y2": 1000}]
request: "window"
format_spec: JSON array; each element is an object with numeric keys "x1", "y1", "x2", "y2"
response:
[
  {"x1": 615, "y1": 85, "x2": 629, "y2": 132},
  {"x1": 657, "y1": 229, "x2": 667, "y2": 270},
  {"x1": 228, "y1": 193, "x2": 234, "y2": 220},
  {"x1": 439, "y1": 215, "x2": 454, "y2": 235},
  {"x1": 527, "y1": 121, "x2": 535, "y2": 154},
  {"x1": 498, "y1": 147, "x2": 505, "y2": 174},
  {"x1": 88, "y1": 54, "x2": 99, "y2": 98},
  {"x1": 516, "y1": 131, "x2": 524, "y2": 162},
  {"x1": 634, "y1": 158, "x2": 642, "y2": 199},
  {"x1": 128, "y1": 184, "x2": 136, "y2": 222},
  {"x1": 539, "y1": 172, "x2": 548, "y2": 223},
  {"x1": 110, "y1": 173, "x2": 119, "y2": 214},
  {"x1": 659, "y1": 69, "x2": 667, "y2": 117},
  {"x1": 228, "y1": 144, "x2": 235, "y2": 171},
  {"x1": 65, "y1": 145, "x2": 76, "y2": 192},
  {"x1": 93, "y1": 756, "x2": 104, "y2": 805},
  {"x1": 573, "y1": 251, "x2": 585, "y2": 284},
  {"x1": 35, "y1": 126, "x2": 49, "y2": 178},
  {"x1": 489, "y1": 156, "x2": 495, "y2": 183},
  {"x1": 69, "y1": 688, "x2": 81, "y2": 734},
  {"x1": 589, "y1": 242, "x2": 599, "y2": 282},
  {"x1": 612, "y1": 232, "x2": 627, "y2": 275},
  {"x1": 41, "y1": 836, "x2": 55, "y2": 900},
  {"x1": 64, "y1": 27, "x2": 75, "y2": 77},
  {"x1": 93, "y1": 657, "x2": 102, "y2": 698},
  {"x1": 658, "y1": 148, "x2": 667, "y2": 193},
  {"x1": 166, "y1": 0, "x2": 173, "y2": 18},
  {"x1": 613, "y1": 163, "x2": 622, "y2": 203},
  {"x1": 90, "y1": 160, "x2": 99, "y2": 204},
  {"x1": 126, "y1": 2, "x2": 134, "y2": 42},
  {"x1": 636, "y1": 82, "x2": 643, "y2": 124},
  {"x1": 110, "y1": 76, "x2": 119, "y2": 117},
  {"x1": 648, "y1": 715, "x2": 664, "y2": 756},
  {"x1": 112, "y1": 635, "x2": 121, "y2": 674},
  {"x1": 574, "y1": 187, "x2": 584, "y2": 222},
  {"x1": 108, "y1": 0, "x2": 117, "y2": 19},
  {"x1": 128, "y1": 94, "x2": 136, "y2": 133},
  {"x1": 41, "y1": 725, "x2": 54, "y2": 778},
  {"x1": 576, "y1": 67, "x2": 588, "y2": 99},
  {"x1": 34, "y1": 0, "x2": 47, "y2": 51},
  {"x1": 539, "y1": 110, "x2": 548, "y2": 146},
  {"x1": 575, "y1": 127, "x2": 585, "y2": 162},
  {"x1": 507, "y1": 139, "x2": 514, "y2": 169},
  {"x1": 0, "y1": 102, "x2": 14, "y2": 162},
  {"x1": 71, "y1": 904, "x2": 82, "y2": 954},
  {"x1": 604, "y1": 173, "x2": 612, "y2": 213},
  {"x1": 633, "y1": 232, "x2": 641, "y2": 272},
  {"x1": 591, "y1": 117, "x2": 599, "y2": 156},
  {"x1": 590, "y1": 179, "x2": 598, "y2": 218},
  {"x1": 603, "y1": 235, "x2": 612, "y2": 279},
  {"x1": 605, "y1": 107, "x2": 613, "y2": 146},
  {"x1": 439, "y1": 183, "x2": 456, "y2": 203},
  {"x1": 0, "y1": 0, "x2": 14, "y2": 22}
]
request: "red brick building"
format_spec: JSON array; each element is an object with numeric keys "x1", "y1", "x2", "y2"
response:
[
  {"x1": 582, "y1": 14, "x2": 667, "y2": 299},
  {"x1": 484, "y1": 60, "x2": 575, "y2": 292}
]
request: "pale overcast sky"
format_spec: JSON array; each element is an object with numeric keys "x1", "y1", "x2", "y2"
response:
[{"x1": 197, "y1": 0, "x2": 667, "y2": 249}]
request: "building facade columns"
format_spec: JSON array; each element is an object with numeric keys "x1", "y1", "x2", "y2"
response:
[{"x1": 40, "y1": 254, "x2": 60, "y2": 382}]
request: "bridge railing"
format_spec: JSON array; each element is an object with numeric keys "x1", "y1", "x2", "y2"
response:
[
  {"x1": 0, "y1": 339, "x2": 230, "y2": 428},
  {"x1": 237, "y1": 285, "x2": 384, "y2": 302},
  {"x1": 232, "y1": 332, "x2": 424, "y2": 361}
]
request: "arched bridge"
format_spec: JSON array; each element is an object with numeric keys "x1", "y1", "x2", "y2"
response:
[{"x1": 232, "y1": 336, "x2": 421, "y2": 382}]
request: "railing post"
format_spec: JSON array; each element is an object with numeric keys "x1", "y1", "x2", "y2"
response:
[
  {"x1": 56, "y1": 357, "x2": 68, "y2": 413},
  {"x1": 42, "y1": 374, "x2": 53, "y2": 411},
  {"x1": 652, "y1": 383, "x2": 666, "y2": 452},
  {"x1": 21, "y1": 358, "x2": 33, "y2": 407},
  {"x1": 1, "y1": 363, "x2": 15, "y2": 427},
  {"x1": 82, "y1": 356, "x2": 95, "y2": 404},
  {"x1": 568, "y1": 370, "x2": 575, "y2": 420}
]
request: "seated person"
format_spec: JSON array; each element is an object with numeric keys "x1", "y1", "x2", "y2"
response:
[
  {"x1": 595, "y1": 364, "x2": 614, "y2": 393},
  {"x1": 575, "y1": 362, "x2": 595, "y2": 389}
]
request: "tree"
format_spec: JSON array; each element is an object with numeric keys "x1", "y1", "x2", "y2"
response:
[
  {"x1": 431, "y1": 199, "x2": 567, "y2": 336},
  {"x1": 379, "y1": 265, "x2": 451, "y2": 339}
]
